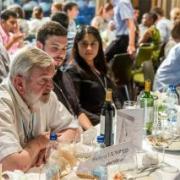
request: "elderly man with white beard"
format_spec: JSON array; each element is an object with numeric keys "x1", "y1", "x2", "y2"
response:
[{"x1": 0, "y1": 46, "x2": 78, "y2": 172}]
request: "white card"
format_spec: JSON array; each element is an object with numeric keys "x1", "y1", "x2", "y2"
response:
[
  {"x1": 115, "y1": 108, "x2": 144, "y2": 150},
  {"x1": 77, "y1": 141, "x2": 134, "y2": 173}
]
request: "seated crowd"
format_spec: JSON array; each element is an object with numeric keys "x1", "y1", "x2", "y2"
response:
[{"x1": 0, "y1": 0, "x2": 180, "y2": 173}]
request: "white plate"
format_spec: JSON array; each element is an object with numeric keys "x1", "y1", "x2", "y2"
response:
[
  {"x1": 147, "y1": 136, "x2": 180, "y2": 152},
  {"x1": 135, "y1": 171, "x2": 162, "y2": 180},
  {"x1": 152, "y1": 141, "x2": 180, "y2": 152}
]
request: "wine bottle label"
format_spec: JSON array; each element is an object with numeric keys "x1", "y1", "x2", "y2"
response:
[
  {"x1": 100, "y1": 115, "x2": 105, "y2": 135},
  {"x1": 144, "y1": 107, "x2": 154, "y2": 135}
]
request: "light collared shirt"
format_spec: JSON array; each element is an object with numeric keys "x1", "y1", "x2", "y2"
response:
[
  {"x1": 0, "y1": 24, "x2": 9, "y2": 45},
  {"x1": 113, "y1": 0, "x2": 134, "y2": 36},
  {"x1": 153, "y1": 43, "x2": 180, "y2": 91},
  {"x1": 0, "y1": 78, "x2": 78, "y2": 161},
  {"x1": 156, "y1": 17, "x2": 172, "y2": 44},
  {"x1": 0, "y1": 43, "x2": 10, "y2": 83},
  {"x1": 0, "y1": 24, "x2": 20, "y2": 55}
]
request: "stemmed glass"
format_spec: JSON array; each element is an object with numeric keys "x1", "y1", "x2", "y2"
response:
[{"x1": 152, "y1": 101, "x2": 178, "y2": 173}]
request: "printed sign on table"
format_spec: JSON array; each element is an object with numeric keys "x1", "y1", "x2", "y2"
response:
[
  {"x1": 77, "y1": 141, "x2": 134, "y2": 173},
  {"x1": 115, "y1": 108, "x2": 144, "y2": 150}
]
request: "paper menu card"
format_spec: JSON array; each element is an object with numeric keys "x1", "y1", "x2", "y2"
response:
[
  {"x1": 77, "y1": 141, "x2": 135, "y2": 173},
  {"x1": 115, "y1": 108, "x2": 144, "y2": 150}
]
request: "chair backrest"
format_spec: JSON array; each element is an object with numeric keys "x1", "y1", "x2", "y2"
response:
[
  {"x1": 108, "y1": 53, "x2": 132, "y2": 86},
  {"x1": 142, "y1": 60, "x2": 154, "y2": 83},
  {"x1": 135, "y1": 44, "x2": 154, "y2": 68}
]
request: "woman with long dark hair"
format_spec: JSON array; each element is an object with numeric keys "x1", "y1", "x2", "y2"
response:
[{"x1": 66, "y1": 25, "x2": 121, "y2": 126}]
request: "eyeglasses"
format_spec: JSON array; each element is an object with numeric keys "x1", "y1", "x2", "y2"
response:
[{"x1": 78, "y1": 41, "x2": 99, "y2": 48}]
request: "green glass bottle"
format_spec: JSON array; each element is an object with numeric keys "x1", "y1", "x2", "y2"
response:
[{"x1": 140, "y1": 80, "x2": 154, "y2": 135}]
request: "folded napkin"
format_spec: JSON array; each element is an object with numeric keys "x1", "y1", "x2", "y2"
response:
[{"x1": 2, "y1": 170, "x2": 46, "y2": 180}]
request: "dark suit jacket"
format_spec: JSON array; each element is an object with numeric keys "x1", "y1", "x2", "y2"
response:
[
  {"x1": 66, "y1": 64, "x2": 122, "y2": 126},
  {"x1": 53, "y1": 69, "x2": 81, "y2": 117}
]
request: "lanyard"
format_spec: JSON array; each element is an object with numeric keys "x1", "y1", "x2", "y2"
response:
[
  {"x1": 22, "y1": 113, "x2": 34, "y2": 143},
  {"x1": 90, "y1": 68, "x2": 107, "y2": 92}
]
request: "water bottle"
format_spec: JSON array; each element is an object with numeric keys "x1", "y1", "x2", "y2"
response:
[
  {"x1": 166, "y1": 85, "x2": 178, "y2": 132},
  {"x1": 96, "y1": 135, "x2": 106, "y2": 149},
  {"x1": 43, "y1": 132, "x2": 60, "y2": 180},
  {"x1": 45, "y1": 132, "x2": 58, "y2": 159},
  {"x1": 92, "y1": 135, "x2": 107, "y2": 180}
]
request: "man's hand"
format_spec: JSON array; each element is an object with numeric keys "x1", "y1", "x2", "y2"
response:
[
  {"x1": 34, "y1": 149, "x2": 46, "y2": 167},
  {"x1": 32, "y1": 132, "x2": 50, "y2": 150},
  {"x1": 58, "y1": 128, "x2": 79, "y2": 143},
  {"x1": 127, "y1": 44, "x2": 136, "y2": 55},
  {"x1": 11, "y1": 32, "x2": 24, "y2": 43}
]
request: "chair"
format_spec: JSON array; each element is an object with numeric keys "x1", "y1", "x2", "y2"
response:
[
  {"x1": 133, "y1": 60, "x2": 154, "y2": 84},
  {"x1": 108, "y1": 53, "x2": 133, "y2": 101},
  {"x1": 132, "y1": 44, "x2": 154, "y2": 99},
  {"x1": 134, "y1": 44, "x2": 154, "y2": 68}
]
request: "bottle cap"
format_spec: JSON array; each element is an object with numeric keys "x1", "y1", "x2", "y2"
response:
[
  {"x1": 97, "y1": 135, "x2": 105, "y2": 143},
  {"x1": 50, "y1": 132, "x2": 57, "y2": 140},
  {"x1": 169, "y1": 84, "x2": 176, "y2": 92}
]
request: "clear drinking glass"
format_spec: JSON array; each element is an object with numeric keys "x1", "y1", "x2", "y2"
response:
[{"x1": 123, "y1": 100, "x2": 137, "y2": 109}]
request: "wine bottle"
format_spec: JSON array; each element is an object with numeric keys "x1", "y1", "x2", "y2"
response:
[
  {"x1": 100, "y1": 89, "x2": 115, "y2": 146},
  {"x1": 140, "y1": 80, "x2": 154, "y2": 135}
]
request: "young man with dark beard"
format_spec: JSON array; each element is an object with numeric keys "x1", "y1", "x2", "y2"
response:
[{"x1": 36, "y1": 21, "x2": 92, "y2": 130}]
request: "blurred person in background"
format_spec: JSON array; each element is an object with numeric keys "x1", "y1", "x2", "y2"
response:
[
  {"x1": 164, "y1": 7, "x2": 180, "y2": 57},
  {"x1": 51, "y1": 2, "x2": 63, "y2": 15},
  {"x1": 138, "y1": 13, "x2": 149, "y2": 40},
  {"x1": 105, "y1": 0, "x2": 136, "y2": 62},
  {"x1": 51, "y1": 11, "x2": 69, "y2": 30},
  {"x1": 133, "y1": 6, "x2": 140, "y2": 46},
  {"x1": 138, "y1": 12, "x2": 161, "y2": 66},
  {"x1": 66, "y1": 25, "x2": 121, "y2": 126},
  {"x1": 91, "y1": 2, "x2": 114, "y2": 33},
  {"x1": 63, "y1": 2, "x2": 79, "y2": 66},
  {"x1": 0, "y1": 42, "x2": 10, "y2": 83},
  {"x1": 0, "y1": 9, "x2": 24, "y2": 55},
  {"x1": 91, "y1": 2, "x2": 115, "y2": 49},
  {"x1": 151, "y1": 7, "x2": 172, "y2": 44},
  {"x1": 138, "y1": 12, "x2": 160, "y2": 49},
  {"x1": 101, "y1": 20, "x2": 116, "y2": 49},
  {"x1": 153, "y1": 20, "x2": 180, "y2": 91},
  {"x1": 8, "y1": 4, "x2": 29, "y2": 39},
  {"x1": 170, "y1": 7, "x2": 180, "y2": 23},
  {"x1": 28, "y1": 6, "x2": 48, "y2": 39}
]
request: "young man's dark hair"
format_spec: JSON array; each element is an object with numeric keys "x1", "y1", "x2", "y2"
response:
[
  {"x1": 63, "y1": 2, "x2": 78, "y2": 12},
  {"x1": 36, "y1": 21, "x2": 67, "y2": 45},
  {"x1": 0, "y1": 9, "x2": 17, "y2": 21},
  {"x1": 51, "y1": 12, "x2": 69, "y2": 29}
]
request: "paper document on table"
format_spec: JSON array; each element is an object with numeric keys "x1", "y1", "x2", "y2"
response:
[
  {"x1": 77, "y1": 141, "x2": 134, "y2": 173},
  {"x1": 115, "y1": 108, "x2": 144, "y2": 150}
]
